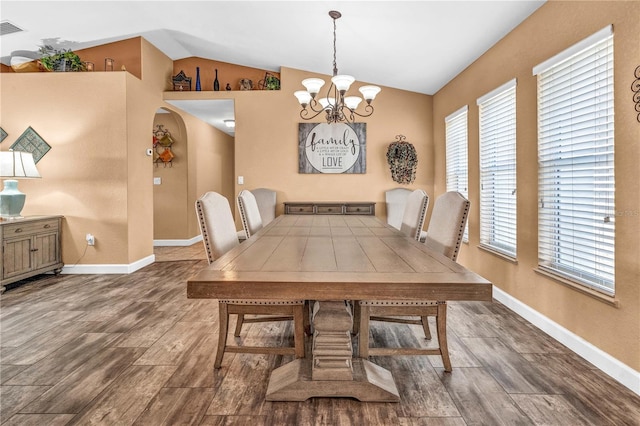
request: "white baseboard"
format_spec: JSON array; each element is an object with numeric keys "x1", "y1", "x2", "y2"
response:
[
  {"x1": 493, "y1": 286, "x2": 640, "y2": 396},
  {"x1": 153, "y1": 236, "x2": 202, "y2": 247},
  {"x1": 60, "y1": 254, "x2": 155, "y2": 274}
]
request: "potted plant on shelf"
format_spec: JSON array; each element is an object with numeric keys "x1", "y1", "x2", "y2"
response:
[
  {"x1": 39, "y1": 45, "x2": 86, "y2": 72},
  {"x1": 259, "y1": 72, "x2": 281, "y2": 90}
]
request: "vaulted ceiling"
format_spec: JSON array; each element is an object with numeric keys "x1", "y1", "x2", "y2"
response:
[{"x1": 1, "y1": 1, "x2": 545, "y2": 95}]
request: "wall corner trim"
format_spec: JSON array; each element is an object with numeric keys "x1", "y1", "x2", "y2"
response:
[{"x1": 493, "y1": 286, "x2": 640, "y2": 396}]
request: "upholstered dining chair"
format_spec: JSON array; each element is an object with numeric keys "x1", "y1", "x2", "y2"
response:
[
  {"x1": 196, "y1": 191, "x2": 305, "y2": 369},
  {"x1": 384, "y1": 187, "x2": 412, "y2": 231},
  {"x1": 237, "y1": 188, "x2": 276, "y2": 241},
  {"x1": 237, "y1": 189, "x2": 263, "y2": 239},
  {"x1": 251, "y1": 188, "x2": 277, "y2": 226},
  {"x1": 399, "y1": 189, "x2": 429, "y2": 241},
  {"x1": 357, "y1": 191, "x2": 470, "y2": 373}
]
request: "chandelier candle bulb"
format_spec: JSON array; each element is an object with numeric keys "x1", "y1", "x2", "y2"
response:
[
  {"x1": 359, "y1": 85, "x2": 382, "y2": 103},
  {"x1": 294, "y1": 91, "x2": 312, "y2": 107},
  {"x1": 344, "y1": 96, "x2": 362, "y2": 110},
  {"x1": 331, "y1": 75, "x2": 355, "y2": 93},
  {"x1": 301, "y1": 78, "x2": 325, "y2": 97}
]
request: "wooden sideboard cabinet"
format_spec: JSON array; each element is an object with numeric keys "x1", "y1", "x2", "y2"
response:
[
  {"x1": 1, "y1": 215, "x2": 63, "y2": 291},
  {"x1": 284, "y1": 202, "x2": 376, "y2": 216}
]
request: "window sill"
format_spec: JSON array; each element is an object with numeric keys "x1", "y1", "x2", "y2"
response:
[
  {"x1": 533, "y1": 268, "x2": 619, "y2": 307},
  {"x1": 478, "y1": 245, "x2": 518, "y2": 264}
]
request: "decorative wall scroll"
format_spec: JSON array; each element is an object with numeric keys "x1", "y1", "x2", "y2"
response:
[
  {"x1": 152, "y1": 124, "x2": 175, "y2": 167},
  {"x1": 386, "y1": 135, "x2": 417, "y2": 184},
  {"x1": 10, "y1": 126, "x2": 51, "y2": 163},
  {"x1": 632, "y1": 65, "x2": 640, "y2": 123},
  {"x1": 298, "y1": 122, "x2": 366, "y2": 174}
]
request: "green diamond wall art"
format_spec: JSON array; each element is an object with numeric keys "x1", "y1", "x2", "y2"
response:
[{"x1": 10, "y1": 127, "x2": 51, "y2": 163}]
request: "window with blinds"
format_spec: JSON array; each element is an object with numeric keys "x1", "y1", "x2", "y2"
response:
[
  {"x1": 534, "y1": 25, "x2": 615, "y2": 295},
  {"x1": 445, "y1": 106, "x2": 469, "y2": 242},
  {"x1": 478, "y1": 79, "x2": 517, "y2": 258}
]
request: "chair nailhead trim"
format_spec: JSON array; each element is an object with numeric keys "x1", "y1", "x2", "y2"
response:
[
  {"x1": 220, "y1": 300, "x2": 304, "y2": 305},
  {"x1": 359, "y1": 300, "x2": 444, "y2": 306}
]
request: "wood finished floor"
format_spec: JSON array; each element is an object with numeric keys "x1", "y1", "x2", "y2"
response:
[{"x1": 1, "y1": 245, "x2": 639, "y2": 425}]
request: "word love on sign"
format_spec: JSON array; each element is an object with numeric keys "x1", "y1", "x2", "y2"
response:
[{"x1": 298, "y1": 123, "x2": 366, "y2": 174}]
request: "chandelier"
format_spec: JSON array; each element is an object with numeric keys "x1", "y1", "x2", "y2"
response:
[{"x1": 294, "y1": 11, "x2": 381, "y2": 124}]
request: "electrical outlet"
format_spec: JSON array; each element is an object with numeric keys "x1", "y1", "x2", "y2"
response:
[{"x1": 86, "y1": 233, "x2": 95, "y2": 246}]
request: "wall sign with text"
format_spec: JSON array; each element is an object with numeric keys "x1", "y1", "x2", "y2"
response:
[{"x1": 298, "y1": 123, "x2": 366, "y2": 174}]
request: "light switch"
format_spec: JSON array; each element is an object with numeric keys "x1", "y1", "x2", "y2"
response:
[
  {"x1": 237, "y1": 176, "x2": 244, "y2": 185},
  {"x1": 154, "y1": 177, "x2": 162, "y2": 185}
]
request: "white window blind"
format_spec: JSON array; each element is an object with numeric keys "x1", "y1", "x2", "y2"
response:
[
  {"x1": 478, "y1": 79, "x2": 517, "y2": 258},
  {"x1": 445, "y1": 106, "x2": 469, "y2": 241},
  {"x1": 535, "y1": 27, "x2": 615, "y2": 295}
]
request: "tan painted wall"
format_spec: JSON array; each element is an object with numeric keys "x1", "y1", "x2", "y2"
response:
[
  {"x1": 1, "y1": 72, "x2": 131, "y2": 264},
  {"x1": 433, "y1": 1, "x2": 640, "y2": 371}
]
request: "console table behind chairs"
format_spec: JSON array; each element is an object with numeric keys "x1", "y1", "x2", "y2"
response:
[
  {"x1": 187, "y1": 214, "x2": 492, "y2": 402},
  {"x1": 284, "y1": 201, "x2": 375, "y2": 216}
]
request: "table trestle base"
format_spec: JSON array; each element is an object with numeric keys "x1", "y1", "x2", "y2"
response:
[{"x1": 265, "y1": 358, "x2": 399, "y2": 402}]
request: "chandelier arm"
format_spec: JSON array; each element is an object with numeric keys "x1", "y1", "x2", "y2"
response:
[
  {"x1": 307, "y1": 99, "x2": 328, "y2": 114},
  {"x1": 349, "y1": 104, "x2": 375, "y2": 118},
  {"x1": 300, "y1": 107, "x2": 329, "y2": 121}
]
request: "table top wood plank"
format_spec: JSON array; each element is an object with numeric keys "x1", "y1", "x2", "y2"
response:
[
  {"x1": 355, "y1": 235, "x2": 415, "y2": 273},
  {"x1": 332, "y1": 236, "x2": 377, "y2": 273},
  {"x1": 301, "y1": 236, "x2": 338, "y2": 271}
]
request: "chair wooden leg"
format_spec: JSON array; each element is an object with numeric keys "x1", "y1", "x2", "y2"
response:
[
  {"x1": 293, "y1": 304, "x2": 306, "y2": 358},
  {"x1": 421, "y1": 315, "x2": 432, "y2": 340},
  {"x1": 436, "y1": 303, "x2": 452, "y2": 372},
  {"x1": 351, "y1": 301, "x2": 361, "y2": 335},
  {"x1": 214, "y1": 302, "x2": 229, "y2": 369},
  {"x1": 358, "y1": 304, "x2": 370, "y2": 358},
  {"x1": 234, "y1": 314, "x2": 245, "y2": 337}
]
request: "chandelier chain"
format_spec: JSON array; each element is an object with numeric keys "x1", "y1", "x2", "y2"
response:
[{"x1": 332, "y1": 17, "x2": 338, "y2": 76}]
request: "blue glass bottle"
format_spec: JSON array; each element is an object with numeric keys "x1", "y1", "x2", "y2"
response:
[{"x1": 195, "y1": 67, "x2": 201, "y2": 91}]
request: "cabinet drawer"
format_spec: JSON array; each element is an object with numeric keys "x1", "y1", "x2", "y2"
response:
[
  {"x1": 316, "y1": 205, "x2": 343, "y2": 214},
  {"x1": 3, "y1": 219, "x2": 59, "y2": 237},
  {"x1": 286, "y1": 204, "x2": 314, "y2": 214},
  {"x1": 345, "y1": 204, "x2": 374, "y2": 215}
]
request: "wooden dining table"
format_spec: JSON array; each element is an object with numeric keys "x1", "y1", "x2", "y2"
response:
[{"x1": 187, "y1": 214, "x2": 492, "y2": 402}]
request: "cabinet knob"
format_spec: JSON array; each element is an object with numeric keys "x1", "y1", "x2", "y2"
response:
[
  {"x1": 44, "y1": 224, "x2": 51, "y2": 228},
  {"x1": 30, "y1": 248, "x2": 39, "y2": 252},
  {"x1": 14, "y1": 228, "x2": 23, "y2": 233},
  {"x1": 328, "y1": 208, "x2": 332, "y2": 211},
  {"x1": 356, "y1": 208, "x2": 361, "y2": 211}
]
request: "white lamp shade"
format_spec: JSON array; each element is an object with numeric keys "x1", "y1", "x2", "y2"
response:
[
  {"x1": 294, "y1": 90, "x2": 312, "y2": 106},
  {"x1": 301, "y1": 78, "x2": 325, "y2": 95},
  {"x1": 331, "y1": 74, "x2": 355, "y2": 92},
  {"x1": 318, "y1": 97, "x2": 336, "y2": 110},
  {"x1": 0, "y1": 151, "x2": 41, "y2": 178},
  {"x1": 344, "y1": 96, "x2": 362, "y2": 110},
  {"x1": 359, "y1": 85, "x2": 381, "y2": 102}
]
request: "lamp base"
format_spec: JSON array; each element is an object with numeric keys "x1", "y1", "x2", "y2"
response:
[{"x1": 0, "y1": 180, "x2": 26, "y2": 220}]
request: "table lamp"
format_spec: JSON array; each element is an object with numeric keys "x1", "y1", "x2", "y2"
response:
[{"x1": 0, "y1": 150, "x2": 41, "y2": 220}]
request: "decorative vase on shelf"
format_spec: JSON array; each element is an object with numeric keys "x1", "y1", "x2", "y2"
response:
[
  {"x1": 226, "y1": 83, "x2": 231, "y2": 91},
  {"x1": 213, "y1": 68, "x2": 220, "y2": 91},
  {"x1": 195, "y1": 67, "x2": 201, "y2": 91}
]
